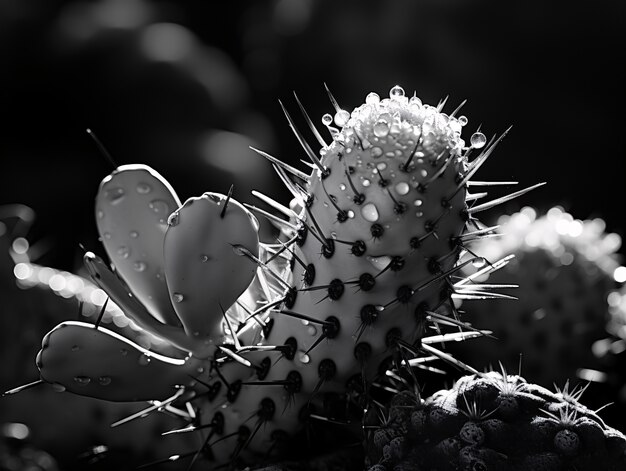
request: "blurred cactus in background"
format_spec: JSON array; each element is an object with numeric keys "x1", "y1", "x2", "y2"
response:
[{"x1": 450, "y1": 207, "x2": 624, "y2": 385}]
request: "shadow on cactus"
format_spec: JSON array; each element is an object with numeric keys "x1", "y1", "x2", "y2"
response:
[{"x1": 5, "y1": 86, "x2": 553, "y2": 468}]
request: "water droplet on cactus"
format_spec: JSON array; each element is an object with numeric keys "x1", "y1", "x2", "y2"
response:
[
  {"x1": 347, "y1": 210, "x2": 355, "y2": 218},
  {"x1": 472, "y1": 257, "x2": 487, "y2": 268},
  {"x1": 52, "y1": 383, "x2": 66, "y2": 392},
  {"x1": 470, "y1": 132, "x2": 487, "y2": 149},
  {"x1": 409, "y1": 95, "x2": 422, "y2": 106},
  {"x1": 361, "y1": 203, "x2": 379, "y2": 222},
  {"x1": 415, "y1": 211, "x2": 424, "y2": 218},
  {"x1": 367, "y1": 255, "x2": 392, "y2": 271},
  {"x1": 373, "y1": 120, "x2": 390, "y2": 138},
  {"x1": 330, "y1": 232, "x2": 338, "y2": 239},
  {"x1": 371, "y1": 147, "x2": 383, "y2": 158},
  {"x1": 98, "y1": 376, "x2": 112, "y2": 386},
  {"x1": 104, "y1": 187, "x2": 125, "y2": 205},
  {"x1": 200, "y1": 254, "x2": 210, "y2": 263},
  {"x1": 117, "y1": 246, "x2": 130, "y2": 259},
  {"x1": 73, "y1": 376, "x2": 91, "y2": 386},
  {"x1": 197, "y1": 367, "x2": 204, "y2": 374},
  {"x1": 136, "y1": 182, "x2": 152, "y2": 194},
  {"x1": 71, "y1": 345, "x2": 80, "y2": 352},
  {"x1": 97, "y1": 210, "x2": 104, "y2": 219},
  {"x1": 103, "y1": 232, "x2": 112, "y2": 240},
  {"x1": 138, "y1": 354, "x2": 151, "y2": 366},
  {"x1": 167, "y1": 212, "x2": 179, "y2": 226},
  {"x1": 130, "y1": 231, "x2": 139, "y2": 238},
  {"x1": 308, "y1": 325, "x2": 317, "y2": 336},
  {"x1": 414, "y1": 199, "x2": 423, "y2": 207},
  {"x1": 156, "y1": 271, "x2": 165, "y2": 282},
  {"x1": 334, "y1": 110, "x2": 350, "y2": 127},
  {"x1": 172, "y1": 292, "x2": 184, "y2": 303},
  {"x1": 365, "y1": 92, "x2": 380, "y2": 105},
  {"x1": 390, "y1": 85, "x2": 405, "y2": 98},
  {"x1": 376, "y1": 162, "x2": 387, "y2": 171},
  {"x1": 299, "y1": 352, "x2": 311, "y2": 364},
  {"x1": 321, "y1": 113, "x2": 333, "y2": 126},
  {"x1": 339, "y1": 184, "x2": 346, "y2": 191},
  {"x1": 458, "y1": 115, "x2": 468, "y2": 126},
  {"x1": 362, "y1": 179, "x2": 371, "y2": 187},
  {"x1": 149, "y1": 200, "x2": 170, "y2": 220},
  {"x1": 395, "y1": 182, "x2": 410, "y2": 195},
  {"x1": 133, "y1": 261, "x2": 147, "y2": 272}
]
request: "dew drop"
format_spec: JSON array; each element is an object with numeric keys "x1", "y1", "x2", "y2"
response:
[
  {"x1": 97, "y1": 210, "x2": 104, "y2": 219},
  {"x1": 133, "y1": 261, "x2": 147, "y2": 272},
  {"x1": 409, "y1": 96, "x2": 422, "y2": 106},
  {"x1": 73, "y1": 376, "x2": 91, "y2": 386},
  {"x1": 104, "y1": 187, "x2": 125, "y2": 205},
  {"x1": 200, "y1": 254, "x2": 210, "y2": 263},
  {"x1": 415, "y1": 211, "x2": 424, "y2": 218},
  {"x1": 334, "y1": 110, "x2": 350, "y2": 127},
  {"x1": 299, "y1": 352, "x2": 311, "y2": 364},
  {"x1": 71, "y1": 345, "x2": 80, "y2": 352},
  {"x1": 136, "y1": 182, "x2": 152, "y2": 194},
  {"x1": 390, "y1": 85, "x2": 405, "y2": 99},
  {"x1": 472, "y1": 257, "x2": 487, "y2": 268},
  {"x1": 149, "y1": 200, "x2": 170, "y2": 216},
  {"x1": 52, "y1": 383, "x2": 66, "y2": 393},
  {"x1": 470, "y1": 132, "x2": 487, "y2": 149},
  {"x1": 138, "y1": 354, "x2": 151, "y2": 366},
  {"x1": 365, "y1": 92, "x2": 380, "y2": 105},
  {"x1": 362, "y1": 179, "x2": 371, "y2": 187},
  {"x1": 395, "y1": 182, "x2": 410, "y2": 195},
  {"x1": 172, "y1": 292, "x2": 184, "y2": 303},
  {"x1": 361, "y1": 203, "x2": 379, "y2": 222},
  {"x1": 373, "y1": 120, "x2": 389, "y2": 138},
  {"x1": 130, "y1": 231, "x2": 139, "y2": 238},
  {"x1": 308, "y1": 325, "x2": 317, "y2": 336},
  {"x1": 330, "y1": 231, "x2": 338, "y2": 239},
  {"x1": 98, "y1": 376, "x2": 112, "y2": 386},
  {"x1": 197, "y1": 367, "x2": 205, "y2": 373},
  {"x1": 167, "y1": 212, "x2": 179, "y2": 226},
  {"x1": 376, "y1": 162, "x2": 387, "y2": 171},
  {"x1": 339, "y1": 183, "x2": 346, "y2": 191},
  {"x1": 347, "y1": 210, "x2": 355, "y2": 218},
  {"x1": 156, "y1": 271, "x2": 165, "y2": 282},
  {"x1": 117, "y1": 246, "x2": 130, "y2": 259},
  {"x1": 103, "y1": 232, "x2": 112, "y2": 240},
  {"x1": 414, "y1": 199, "x2": 423, "y2": 207},
  {"x1": 420, "y1": 169, "x2": 428, "y2": 178},
  {"x1": 322, "y1": 114, "x2": 333, "y2": 126},
  {"x1": 458, "y1": 116, "x2": 468, "y2": 126},
  {"x1": 371, "y1": 147, "x2": 383, "y2": 158}
]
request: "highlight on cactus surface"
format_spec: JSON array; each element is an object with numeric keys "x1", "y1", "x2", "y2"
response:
[{"x1": 5, "y1": 85, "x2": 624, "y2": 471}]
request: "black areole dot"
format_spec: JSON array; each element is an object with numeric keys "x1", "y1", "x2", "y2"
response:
[
  {"x1": 285, "y1": 371, "x2": 302, "y2": 394},
  {"x1": 396, "y1": 285, "x2": 414, "y2": 303},
  {"x1": 328, "y1": 279, "x2": 345, "y2": 300},
  {"x1": 303, "y1": 263, "x2": 316, "y2": 286},
  {"x1": 282, "y1": 337, "x2": 297, "y2": 360},
  {"x1": 354, "y1": 343, "x2": 372, "y2": 363},
  {"x1": 360, "y1": 304, "x2": 379, "y2": 324},
  {"x1": 226, "y1": 380, "x2": 242, "y2": 402},
  {"x1": 385, "y1": 328, "x2": 402, "y2": 347},
  {"x1": 258, "y1": 398, "x2": 276, "y2": 421},
  {"x1": 296, "y1": 225, "x2": 308, "y2": 246},
  {"x1": 318, "y1": 359, "x2": 336, "y2": 380},
  {"x1": 410, "y1": 236, "x2": 421, "y2": 249},
  {"x1": 322, "y1": 316, "x2": 340, "y2": 339},
  {"x1": 353, "y1": 193, "x2": 366, "y2": 205},
  {"x1": 257, "y1": 357, "x2": 271, "y2": 380},
  {"x1": 284, "y1": 287, "x2": 297, "y2": 309},
  {"x1": 322, "y1": 239, "x2": 335, "y2": 258},
  {"x1": 351, "y1": 240, "x2": 366, "y2": 256},
  {"x1": 390, "y1": 256, "x2": 405, "y2": 271},
  {"x1": 371, "y1": 223, "x2": 384, "y2": 238},
  {"x1": 358, "y1": 273, "x2": 376, "y2": 291}
]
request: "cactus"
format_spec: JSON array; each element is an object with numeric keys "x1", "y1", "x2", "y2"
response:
[
  {"x1": 449, "y1": 206, "x2": 625, "y2": 390},
  {"x1": 364, "y1": 370, "x2": 626, "y2": 471},
  {"x1": 8, "y1": 86, "x2": 546, "y2": 468}
]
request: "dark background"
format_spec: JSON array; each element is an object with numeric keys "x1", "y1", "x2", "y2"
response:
[{"x1": 0, "y1": 0, "x2": 624, "y2": 270}]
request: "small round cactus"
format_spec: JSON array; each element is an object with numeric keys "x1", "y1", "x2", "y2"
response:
[{"x1": 365, "y1": 371, "x2": 626, "y2": 471}]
